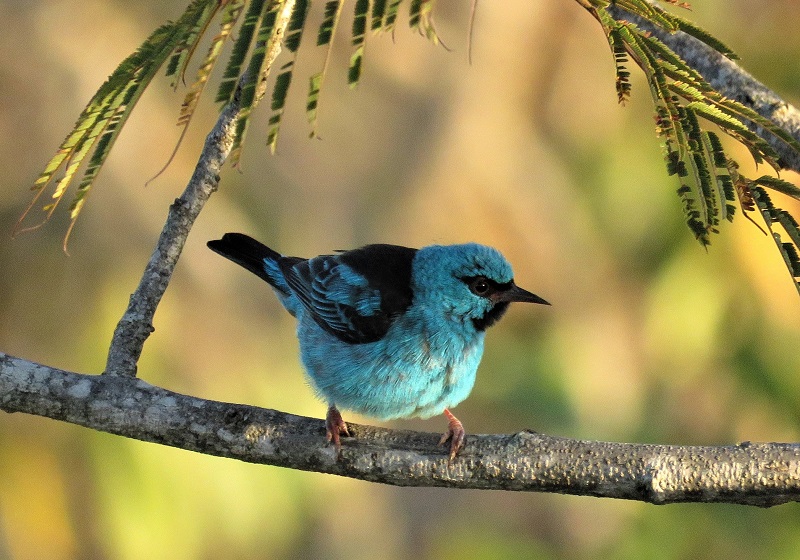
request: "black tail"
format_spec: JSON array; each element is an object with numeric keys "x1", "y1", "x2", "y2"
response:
[{"x1": 207, "y1": 233, "x2": 283, "y2": 285}]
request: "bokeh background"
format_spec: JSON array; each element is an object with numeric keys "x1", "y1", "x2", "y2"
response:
[{"x1": 2, "y1": 0, "x2": 800, "y2": 558}]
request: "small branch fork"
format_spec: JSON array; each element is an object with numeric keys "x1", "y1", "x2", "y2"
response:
[{"x1": 104, "y1": 0, "x2": 297, "y2": 377}]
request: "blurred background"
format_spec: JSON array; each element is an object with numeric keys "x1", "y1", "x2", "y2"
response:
[{"x1": 1, "y1": 0, "x2": 800, "y2": 558}]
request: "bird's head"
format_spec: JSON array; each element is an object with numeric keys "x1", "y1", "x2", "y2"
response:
[{"x1": 413, "y1": 243, "x2": 549, "y2": 331}]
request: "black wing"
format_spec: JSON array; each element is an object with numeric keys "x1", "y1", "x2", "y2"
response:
[{"x1": 281, "y1": 244, "x2": 417, "y2": 344}]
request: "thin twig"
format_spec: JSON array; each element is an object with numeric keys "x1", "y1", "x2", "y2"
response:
[
  {"x1": 103, "y1": 0, "x2": 297, "y2": 377},
  {"x1": 103, "y1": 98, "x2": 240, "y2": 376}
]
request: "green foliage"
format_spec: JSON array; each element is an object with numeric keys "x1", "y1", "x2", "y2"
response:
[
  {"x1": 348, "y1": 0, "x2": 370, "y2": 88},
  {"x1": 233, "y1": 0, "x2": 283, "y2": 163},
  {"x1": 19, "y1": 0, "x2": 227, "y2": 249},
  {"x1": 216, "y1": 0, "x2": 266, "y2": 104},
  {"x1": 371, "y1": 0, "x2": 389, "y2": 30},
  {"x1": 22, "y1": 0, "x2": 444, "y2": 245},
  {"x1": 409, "y1": 0, "x2": 444, "y2": 45},
  {"x1": 21, "y1": 0, "x2": 800, "y2": 296},
  {"x1": 588, "y1": 0, "x2": 800, "y2": 294},
  {"x1": 307, "y1": 0, "x2": 345, "y2": 136},
  {"x1": 752, "y1": 186, "x2": 800, "y2": 283},
  {"x1": 383, "y1": 0, "x2": 403, "y2": 31},
  {"x1": 609, "y1": 29, "x2": 632, "y2": 103}
]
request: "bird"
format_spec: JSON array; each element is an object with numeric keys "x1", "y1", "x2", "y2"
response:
[{"x1": 207, "y1": 233, "x2": 549, "y2": 460}]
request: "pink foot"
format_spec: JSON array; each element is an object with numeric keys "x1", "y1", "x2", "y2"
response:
[
  {"x1": 326, "y1": 405, "x2": 350, "y2": 452},
  {"x1": 438, "y1": 408, "x2": 466, "y2": 461}
]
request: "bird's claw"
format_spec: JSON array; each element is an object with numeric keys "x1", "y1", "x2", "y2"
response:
[
  {"x1": 439, "y1": 408, "x2": 465, "y2": 462},
  {"x1": 326, "y1": 405, "x2": 350, "y2": 452}
]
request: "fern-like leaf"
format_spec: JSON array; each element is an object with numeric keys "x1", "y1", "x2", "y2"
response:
[
  {"x1": 677, "y1": 184, "x2": 710, "y2": 245},
  {"x1": 285, "y1": 0, "x2": 310, "y2": 52},
  {"x1": 230, "y1": 0, "x2": 280, "y2": 164},
  {"x1": 25, "y1": 0, "x2": 456, "y2": 247},
  {"x1": 609, "y1": 29, "x2": 632, "y2": 104},
  {"x1": 381, "y1": 0, "x2": 403, "y2": 33},
  {"x1": 751, "y1": 175, "x2": 800, "y2": 200},
  {"x1": 670, "y1": 13, "x2": 738, "y2": 60},
  {"x1": 265, "y1": 0, "x2": 310, "y2": 154},
  {"x1": 621, "y1": 0, "x2": 738, "y2": 58},
  {"x1": 349, "y1": 0, "x2": 370, "y2": 88},
  {"x1": 752, "y1": 187, "x2": 800, "y2": 294},
  {"x1": 149, "y1": 1, "x2": 247, "y2": 185},
  {"x1": 409, "y1": 0, "x2": 444, "y2": 46},
  {"x1": 686, "y1": 101, "x2": 781, "y2": 170},
  {"x1": 179, "y1": 1, "x2": 246, "y2": 127},
  {"x1": 266, "y1": 65, "x2": 293, "y2": 152},
  {"x1": 17, "y1": 18, "x2": 188, "y2": 244},
  {"x1": 318, "y1": 0, "x2": 342, "y2": 45},
  {"x1": 713, "y1": 96, "x2": 800, "y2": 160},
  {"x1": 592, "y1": 2, "x2": 800, "y2": 293},
  {"x1": 371, "y1": 0, "x2": 389, "y2": 30},
  {"x1": 614, "y1": 0, "x2": 678, "y2": 33},
  {"x1": 216, "y1": 0, "x2": 267, "y2": 104},
  {"x1": 308, "y1": 0, "x2": 346, "y2": 136},
  {"x1": 684, "y1": 111, "x2": 719, "y2": 229},
  {"x1": 703, "y1": 131, "x2": 736, "y2": 221},
  {"x1": 165, "y1": 0, "x2": 225, "y2": 88}
]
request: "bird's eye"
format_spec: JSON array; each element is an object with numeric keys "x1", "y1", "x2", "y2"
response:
[{"x1": 469, "y1": 277, "x2": 492, "y2": 297}]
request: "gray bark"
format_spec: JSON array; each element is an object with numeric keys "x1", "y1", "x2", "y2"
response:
[
  {"x1": 2, "y1": 351, "x2": 799, "y2": 506},
  {"x1": 103, "y1": 0, "x2": 297, "y2": 377},
  {"x1": 103, "y1": 99, "x2": 239, "y2": 377}
]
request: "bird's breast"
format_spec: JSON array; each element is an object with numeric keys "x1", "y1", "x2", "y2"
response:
[{"x1": 297, "y1": 313, "x2": 486, "y2": 421}]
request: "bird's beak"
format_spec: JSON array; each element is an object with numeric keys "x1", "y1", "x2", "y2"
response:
[{"x1": 497, "y1": 283, "x2": 550, "y2": 305}]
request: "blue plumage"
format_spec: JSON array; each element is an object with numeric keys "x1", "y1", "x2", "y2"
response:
[{"x1": 207, "y1": 233, "x2": 549, "y2": 459}]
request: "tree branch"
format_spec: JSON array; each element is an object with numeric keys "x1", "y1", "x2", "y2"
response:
[
  {"x1": 610, "y1": 3, "x2": 800, "y2": 173},
  {"x1": 103, "y1": 99, "x2": 240, "y2": 377},
  {"x1": 103, "y1": 0, "x2": 297, "y2": 377},
  {"x1": 2, "y1": 351, "x2": 800, "y2": 506}
]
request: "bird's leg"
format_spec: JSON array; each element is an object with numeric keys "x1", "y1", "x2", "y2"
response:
[
  {"x1": 438, "y1": 408, "x2": 466, "y2": 461},
  {"x1": 325, "y1": 404, "x2": 350, "y2": 451}
]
